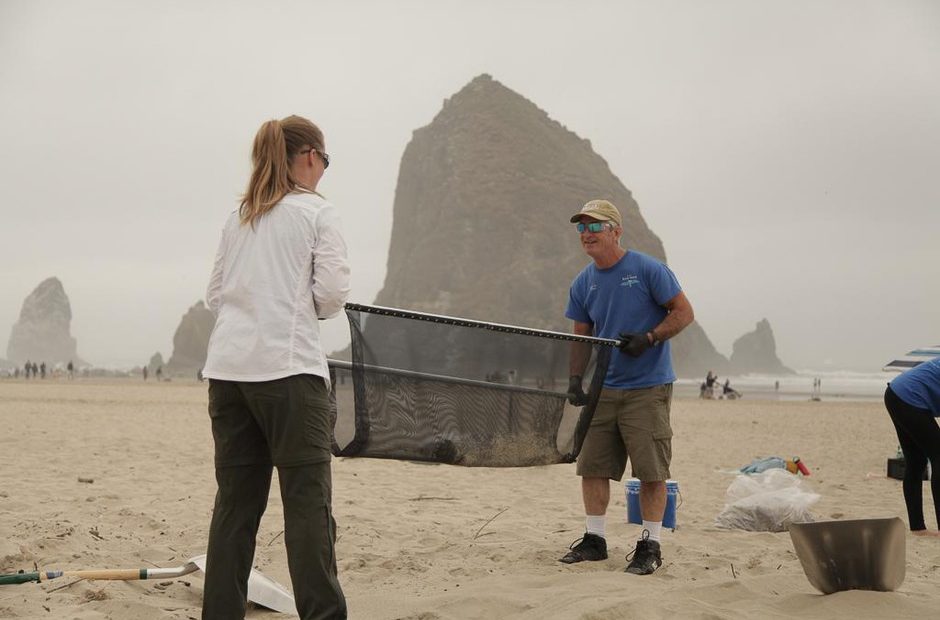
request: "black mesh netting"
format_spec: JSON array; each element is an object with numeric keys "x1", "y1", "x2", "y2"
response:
[{"x1": 329, "y1": 303, "x2": 614, "y2": 467}]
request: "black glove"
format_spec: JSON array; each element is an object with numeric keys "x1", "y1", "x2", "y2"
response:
[
  {"x1": 618, "y1": 331, "x2": 652, "y2": 358},
  {"x1": 567, "y1": 375, "x2": 589, "y2": 406}
]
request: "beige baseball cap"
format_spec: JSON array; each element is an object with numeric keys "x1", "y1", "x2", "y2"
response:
[{"x1": 569, "y1": 199, "x2": 622, "y2": 226}]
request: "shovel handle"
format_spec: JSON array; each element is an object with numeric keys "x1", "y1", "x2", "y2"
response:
[
  {"x1": 0, "y1": 572, "x2": 41, "y2": 585},
  {"x1": 59, "y1": 569, "x2": 146, "y2": 581},
  {"x1": 2, "y1": 562, "x2": 199, "y2": 585},
  {"x1": 0, "y1": 570, "x2": 134, "y2": 584}
]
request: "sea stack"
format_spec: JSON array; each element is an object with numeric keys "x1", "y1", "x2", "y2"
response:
[
  {"x1": 165, "y1": 300, "x2": 215, "y2": 376},
  {"x1": 6, "y1": 277, "x2": 80, "y2": 365},
  {"x1": 371, "y1": 74, "x2": 727, "y2": 377},
  {"x1": 730, "y1": 319, "x2": 794, "y2": 375}
]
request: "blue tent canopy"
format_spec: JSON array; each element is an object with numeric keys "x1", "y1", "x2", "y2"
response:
[{"x1": 883, "y1": 345, "x2": 940, "y2": 372}]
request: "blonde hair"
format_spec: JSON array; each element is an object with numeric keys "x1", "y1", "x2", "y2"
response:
[{"x1": 240, "y1": 115, "x2": 325, "y2": 227}]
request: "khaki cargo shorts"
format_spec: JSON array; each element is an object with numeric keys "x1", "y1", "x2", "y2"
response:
[{"x1": 576, "y1": 383, "x2": 673, "y2": 482}]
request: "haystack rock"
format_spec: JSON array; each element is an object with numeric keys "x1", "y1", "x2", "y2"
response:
[
  {"x1": 6, "y1": 277, "x2": 80, "y2": 365},
  {"x1": 369, "y1": 74, "x2": 727, "y2": 377},
  {"x1": 730, "y1": 319, "x2": 794, "y2": 375},
  {"x1": 165, "y1": 301, "x2": 215, "y2": 376}
]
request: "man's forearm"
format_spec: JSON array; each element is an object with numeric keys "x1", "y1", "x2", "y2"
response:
[
  {"x1": 569, "y1": 321, "x2": 594, "y2": 376},
  {"x1": 569, "y1": 341, "x2": 592, "y2": 377},
  {"x1": 650, "y1": 305, "x2": 694, "y2": 343}
]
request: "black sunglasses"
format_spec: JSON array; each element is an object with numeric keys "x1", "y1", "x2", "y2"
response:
[{"x1": 300, "y1": 148, "x2": 330, "y2": 169}]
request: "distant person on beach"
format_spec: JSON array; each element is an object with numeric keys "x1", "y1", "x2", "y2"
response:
[
  {"x1": 143, "y1": 366, "x2": 148, "y2": 381},
  {"x1": 722, "y1": 379, "x2": 741, "y2": 399},
  {"x1": 67, "y1": 360, "x2": 74, "y2": 380},
  {"x1": 39, "y1": 362, "x2": 46, "y2": 379},
  {"x1": 561, "y1": 199, "x2": 694, "y2": 575},
  {"x1": 705, "y1": 370, "x2": 718, "y2": 398},
  {"x1": 24, "y1": 361, "x2": 30, "y2": 379},
  {"x1": 155, "y1": 366, "x2": 162, "y2": 381},
  {"x1": 884, "y1": 357, "x2": 940, "y2": 536},
  {"x1": 811, "y1": 377, "x2": 822, "y2": 401},
  {"x1": 201, "y1": 115, "x2": 350, "y2": 618}
]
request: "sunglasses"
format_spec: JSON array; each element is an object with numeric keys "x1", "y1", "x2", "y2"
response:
[
  {"x1": 576, "y1": 222, "x2": 612, "y2": 233},
  {"x1": 300, "y1": 148, "x2": 330, "y2": 169}
]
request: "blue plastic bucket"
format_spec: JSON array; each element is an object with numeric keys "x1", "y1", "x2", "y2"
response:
[{"x1": 625, "y1": 479, "x2": 679, "y2": 530}]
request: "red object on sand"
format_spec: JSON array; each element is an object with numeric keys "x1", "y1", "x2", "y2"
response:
[{"x1": 795, "y1": 458, "x2": 811, "y2": 476}]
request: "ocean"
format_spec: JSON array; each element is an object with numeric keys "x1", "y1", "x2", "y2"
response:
[{"x1": 675, "y1": 369, "x2": 893, "y2": 402}]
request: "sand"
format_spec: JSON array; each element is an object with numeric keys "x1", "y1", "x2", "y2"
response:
[{"x1": 2, "y1": 379, "x2": 939, "y2": 619}]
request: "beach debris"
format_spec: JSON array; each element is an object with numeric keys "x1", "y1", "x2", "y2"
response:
[
  {"x1": 739, "y1": 456, "x2": 810, "y2": 476},
  {"x1": 88, "y1": 527, "x2": 105, "y2": 541},
  {"x1": 473, "y1": 507, "x2": 509, "y2": 540},
  {"x1": 45, "y1": 578, "x2": 82, "y2": 593},
  {"x1": 715, "y1": 469, "x2": 819, "y2": 532},
  {"x1": 77, "y1": 477, "x2": 94, "y2": 484},
  {"x1": 82, "y1": 587, "x2": 109, "y2": 601},
  {"x1": 408, "y1": 495, "x2": 457, "y2": 501}
]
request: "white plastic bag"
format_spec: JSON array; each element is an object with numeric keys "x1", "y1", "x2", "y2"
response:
[{"x1": 715, "y1": 469, "x2": 819, "y2": 532}]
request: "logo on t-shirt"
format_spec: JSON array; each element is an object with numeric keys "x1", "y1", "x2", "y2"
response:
[{"x1": 620, "y1": 274, "x2": 640, "y2": 288}]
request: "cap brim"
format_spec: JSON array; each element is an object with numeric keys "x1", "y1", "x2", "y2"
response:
[{"x1": 570, "y1": 212, "x2": 613, "y2": 224}]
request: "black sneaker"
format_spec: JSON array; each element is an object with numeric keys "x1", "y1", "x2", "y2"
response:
[
  {"x1": 559, "y1": 533, "x2": 608, "y2": 564},
  {"x1": 624, "y1": 530, "x2": 662, "y2": 575}
]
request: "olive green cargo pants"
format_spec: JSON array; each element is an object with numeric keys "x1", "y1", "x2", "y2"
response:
[{"x1": 202, "y1": 374, "x2": 346, "y2": 620}]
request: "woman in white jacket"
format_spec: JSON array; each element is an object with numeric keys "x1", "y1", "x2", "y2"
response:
[{"x1": 201, "y1": 115, "x2": 350, "y2": 619}]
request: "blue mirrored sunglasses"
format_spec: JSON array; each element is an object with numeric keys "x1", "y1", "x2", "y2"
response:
[{"x1": 576, "y1": 222, "x2": 610, "y2": 233}]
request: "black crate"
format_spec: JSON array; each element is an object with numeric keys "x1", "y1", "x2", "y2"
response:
[{"x1": 887, "y1": 457, "x2": 930, "y2": 481}]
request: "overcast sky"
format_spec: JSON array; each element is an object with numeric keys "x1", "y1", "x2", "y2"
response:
[{"x1": 1, "y1": 0, "x2": 937, "y2": 371}]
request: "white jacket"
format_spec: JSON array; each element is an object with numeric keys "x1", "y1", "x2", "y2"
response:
[{"x1": 202, "y1": 190, "x2": 350, "y2": 384}]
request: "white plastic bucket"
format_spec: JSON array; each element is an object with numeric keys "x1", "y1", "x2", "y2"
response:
[{"x1": 625, "y1": 478, "x2": 679, "y2": 530}]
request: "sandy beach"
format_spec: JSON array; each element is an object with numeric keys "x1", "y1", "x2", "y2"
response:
[{"x1": 2, "y1": 379, "x2": 938, "y2": 619}]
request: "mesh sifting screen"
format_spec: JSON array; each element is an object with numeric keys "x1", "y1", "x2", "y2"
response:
[{"x1": 329, "y1": 303, "x2": 614, "y2": 466}]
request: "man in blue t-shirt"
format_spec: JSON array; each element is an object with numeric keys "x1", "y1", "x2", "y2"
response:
[
  {"x1": 559, "y1": 199, "x2": 694, "y2": 575},
  {"x1": 885, "y1": 357, "x2": 940, "y2": 536}
]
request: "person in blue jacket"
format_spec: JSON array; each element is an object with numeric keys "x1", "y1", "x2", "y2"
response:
[{"x1": 885, "y1": 357, "x2": 940, "y2": 536}]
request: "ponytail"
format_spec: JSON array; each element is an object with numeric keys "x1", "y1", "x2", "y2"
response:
[{"x1": 239, "y1": 115, "x2": 325, "y2": 228}]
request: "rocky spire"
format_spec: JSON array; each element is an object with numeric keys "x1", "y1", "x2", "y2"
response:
[
  {"x1": 6, "y1": 277, "x2": 79, "y2": 365},
  {"x1": 730, "y1": 319, "x2": 794, "y2": 375},
  {"x1": 372, "y1": 74, "x2": 728, "y2": 377},
  {"x1": 165, "y1": 300, "x2": 215, "y2": 376}
]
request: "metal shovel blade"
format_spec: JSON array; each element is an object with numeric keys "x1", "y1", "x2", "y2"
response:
[
  {"x1": 191, "y1": 555, "x2": 298, "y2": 615},
  {"x1": 789, "y1": 517, "x2": 906, "y2": 594}
]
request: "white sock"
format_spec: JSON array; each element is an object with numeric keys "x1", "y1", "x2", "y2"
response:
[
  {"x1": 586, "y1": 515, "x2": 607, "y2": 538},
  {"x1": 642, "y1": 520, "x2": 662, "y2": 542}
]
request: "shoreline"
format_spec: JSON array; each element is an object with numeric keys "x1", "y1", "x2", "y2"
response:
[{"x1": 0, "y1": 373, "x2": 888, "y2": 402}]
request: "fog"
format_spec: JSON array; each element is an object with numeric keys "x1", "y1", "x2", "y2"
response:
[{"x1": 1, "y1": 0, "x2": 937, "y2": 371}]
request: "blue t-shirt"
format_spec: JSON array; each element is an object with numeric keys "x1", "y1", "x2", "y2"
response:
[
  {"x1": 890, "y1": 357, "x2": 940, "y2": 415},
  {"x1": 566, "y1": 251, "x2": 682, "y2": 389}
]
